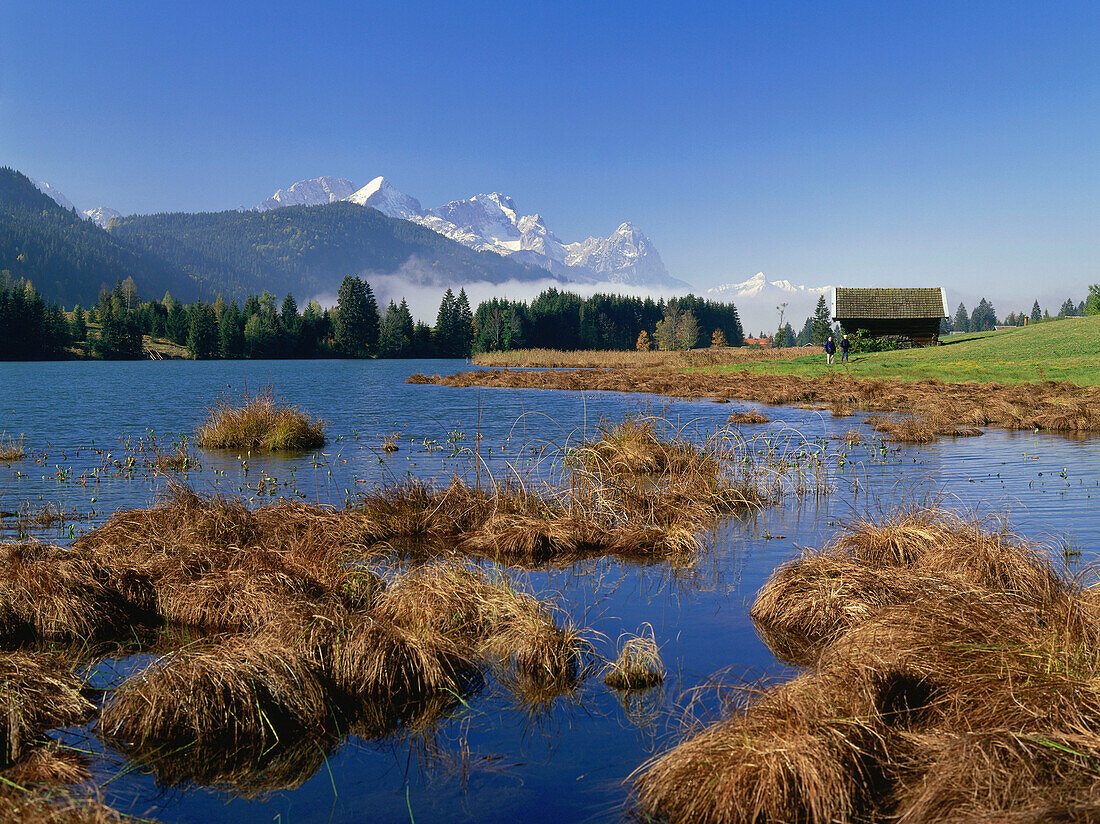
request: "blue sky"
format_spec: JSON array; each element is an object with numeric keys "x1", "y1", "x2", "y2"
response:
[{"x1": 2, "y1": 1, "x2": 1097, "y2": 308}]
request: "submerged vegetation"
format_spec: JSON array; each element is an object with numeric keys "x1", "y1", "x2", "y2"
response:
[
  {"x1": 632, "y1": 507, "x2": 1100, "y2": 823},
  {"x1": 195, "y1": 386, "x2": 326, "y2": 450}
]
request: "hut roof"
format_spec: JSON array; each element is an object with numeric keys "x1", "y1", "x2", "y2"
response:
[{"x1": 833, "y1": 287, "x2": 948, "y2": 320}]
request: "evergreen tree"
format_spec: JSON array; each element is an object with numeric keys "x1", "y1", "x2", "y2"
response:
[
  {"x1": 434, "y1": 288, "x2": 457, "y2": 356},
  {"x1": 1030, "y1": 301, "x2": 1042, "y2": 323},
  {"x1": 455, "y1": 288, "x2": 473, "y2": 357},
  {"x1": 186, "y1": 301, "x2": 219, "y2": 359},
  {"x1": 219, "y1": 301, "x2": 244, "y2": 358},
  {"x1": 280, "y1": 293, "x2": 300, "y2": 355},
  {"x1": 334, "y1": 276, "x2": 373, "y2": 357},
  {"x1": 810, "y1": 295, "x2": 832, "y2": 346},
  {"x1": 70, "y1": 305, "x2": 87, "y2": 342},
  {"x1": 165, "y1": 299, "x2": 189, "y2": 344},
  {"x1": 1085, "y1": 285, "x2": 1100, "y2": 316},
  {"x1": 953, "y1": 302, "x2": 969, "y2": 333},
  {"x1": 970, "y1": 298, "x2": 997, "y2": 332},
  {"x1": 378, "y1": 300, "x2": 412, "y2": 357}
]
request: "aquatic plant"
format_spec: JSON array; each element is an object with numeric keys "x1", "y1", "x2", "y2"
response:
[
  {"x1": 727, "y1": 410, "x2": 769, "y2": 425},
  {"x1": 632, "y1": 508, "x2": 1100, "y2": 823},
  {"x1": 194, "y1": 385, "x2": 325, "y2": 450},
  {"x1": 603, "y1": 626, "x2": 664, "y2": 690},
  {"x1": 0, "y1": 435, "x2": 26, "y2": 462},
  {"x1": 0, "y1": 650, "x2": 93, "y2": 766}
]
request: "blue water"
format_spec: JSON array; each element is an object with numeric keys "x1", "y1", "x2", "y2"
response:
[{"x1": 2, "y1": 360, "x2": 1098, "y2": 823}]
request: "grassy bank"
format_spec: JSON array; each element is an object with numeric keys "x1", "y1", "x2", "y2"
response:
[
  {"x1": 735, "y1": 316, "x2": 1100, "y2": 385},
  {"x1": 473, "y1": 347, "x2": 806, "y2": 369}
]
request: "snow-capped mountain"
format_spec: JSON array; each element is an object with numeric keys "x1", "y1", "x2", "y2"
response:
[
  {"x1": 83, "y1": 206, "x2": 122, "y2": 229},
  {"x1": 707, "y1": 272, "x2": 832, "y2": 336},
  {"x1": 258, "y1": 176, "x2": 687, "y2": 289},
  {"x1": 254, "y1": 176, "x2": 356, "y2": 211},
  {"x1": 30, "y1": 178, "x2": 77, "y2": 212},
  {"x1": 346, "y1": 176, "x2": 423, "y2": 219}
]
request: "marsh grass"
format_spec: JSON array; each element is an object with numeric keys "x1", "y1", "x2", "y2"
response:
[
  {"x1": 603, "y1": 626, "x2": 664, "y2": 690},
  {"x1": 471, "y1": 347, "x2": 808, "y2": 369},
  {"x1": 0, "y1": 651, "x2": 94, "y2": 766},
  {"x1": 416, "y1": 367, "x2": 1100, "y2": 442},
  {"x1": 195, "y1": 385, "x2": 325, "y2": 450},
  {"x1": 727, "y1": 410, "x2": 769, "y2": 425},
  {"x1": 0, "y1": 434, "x2": 26, "y2": 461},
  {"x1": 634, "y1": 507, "x2": 1100, "y2": 823}
]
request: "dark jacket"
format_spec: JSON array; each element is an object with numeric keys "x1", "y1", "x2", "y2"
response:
[
  {"x1": 839, "y1": 337, "x2": 850, "y2": 352},
  {"x1": 824, "y1": 339, "x2": 836, "y2": 354}
]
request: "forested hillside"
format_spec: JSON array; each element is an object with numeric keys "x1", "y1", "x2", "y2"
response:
[
  {"x1": 0, "y1": 168, "x2": 199, "y2": 306},
  {"x1": 109, "y1": 202, "x2": 551, "y2": 302}
]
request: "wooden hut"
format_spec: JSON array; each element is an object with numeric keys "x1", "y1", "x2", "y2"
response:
[{"x1": 832, "y1": 287, "x2": 949, "y2": 346}]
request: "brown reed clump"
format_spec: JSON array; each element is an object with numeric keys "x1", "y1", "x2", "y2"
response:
[
  {"x1": 98, "y1": 635, "x2": 329, "y2": 753},
  {"x1": 604, "y1": 627, "x2": 664, "y2": 690},
  {"x1": 2, "y1": 741, "x2": 91, "y2": 786},
  {"x1": 0, "y1": 651, "x2": 94, "y2": 766},
  {"x1": 577, "y1": 418, "x2": 720, "y2": 477},
  {"x1": 0, "y1": 435, "x2": 25, "y2": 462},
  {"x1": 0, "y1": 542, "x2": 141, "y2": 643},
  {"x1": 635, "y1": 509, "x2": 1100, "y2": 824},
  {"x1": 413, "y1": 367, "x2": 1100, "y2": 443},
  {"x1": 728, "y1": 410, "x2": 769, "y2": 425},
  {"x1": 194, "y1": 385, "x2": 325, "y2": 450}
]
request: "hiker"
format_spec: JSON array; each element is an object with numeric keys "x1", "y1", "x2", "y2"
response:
[
  {"x1": 824, "y1": 336, "x2": 836, "y2": 365},
  {"x1": 839, "y1": 334, "x2": 850, "y2": 363}
]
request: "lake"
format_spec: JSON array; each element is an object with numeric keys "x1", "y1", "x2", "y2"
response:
[{"x1": 1, "y1": 359, "x2": 1098, "y2": 823}]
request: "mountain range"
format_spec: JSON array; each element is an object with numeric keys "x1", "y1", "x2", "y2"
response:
[
  {"x1": 706, "y1": 272, "x2": 832, "y2": 336},
  {"x1": 253, "y1": 175, "x2": 687, "y2": 289}
]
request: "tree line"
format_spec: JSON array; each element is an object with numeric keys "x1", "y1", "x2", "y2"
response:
[{"x1": 0, "y1": 273, "x2": 747, "y2": 360}]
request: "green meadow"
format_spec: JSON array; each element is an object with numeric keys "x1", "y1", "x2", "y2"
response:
[{"x1": 728, "y1": 315, "x2": 1100, "y2": 386}]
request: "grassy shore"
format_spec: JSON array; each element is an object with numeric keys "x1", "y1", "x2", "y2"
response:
[
  {"x1": 735, "y1": 316, "x2": 1100, "y2": 385},
  {"x1": 473, "y1": 347, "x2": 807, "y2": 369}
]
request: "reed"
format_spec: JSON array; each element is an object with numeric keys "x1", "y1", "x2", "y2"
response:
[
  {"x1": 634, "y1": 509, "x2": 1100, "y2": 823},
  {"x1": 0, "y1": 651, "x2": 93, "y2": 766},
  {"x1": 727, "y1": 410, "x2": 769, "y2": 425},
  {"x1": 604, "y1": 627, "x2": 664, "y2": 690},
  {"x1": 411, "y1": 367, "x2": 1100, "y2": 442},
  {"x1": 194, "y1": 385, "x2": 325, "y2": 450},
  {"x1": 0, "y1": 791, "x2": 142, "y2": 823},
  {"x1": 0, "y1": 434, "x2": 26, "y2": 461},
  {"x1": 98, "y1": 635, "x2": 329, "y2": 753}
]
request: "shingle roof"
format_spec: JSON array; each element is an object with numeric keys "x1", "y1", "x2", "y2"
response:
[{"x1": 834, "y1": 288, "x2": 947, "y2": 319}]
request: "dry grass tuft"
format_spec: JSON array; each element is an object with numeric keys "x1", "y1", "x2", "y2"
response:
[
  {"x1": 195, "y1": 385, "x2": 325, "y2": 450},
  {"x1": 604, "y1": 627, "x2": 664, "y2": 690},
  {"x1": 98, "y1": 635, "x2": 329, "y2": 753},
  {"x1": 727, "y1": 410, "x2": 769, "y2": 425},
  {"x1": 0, "y1": 651, "x2": 93, "y2": 766},
  {"x1": 635, "y1": 508, "x2": 1100, "y2": 823},
  {"x1": 0, "y1": 790, "x2": 143, "y2": 823},
  {"x1": 0, "y1": 434, "x2": 26, "y2": 462}
]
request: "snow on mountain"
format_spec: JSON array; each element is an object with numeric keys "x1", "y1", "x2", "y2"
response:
[
  {"x1": 83, "y1": 206, "x2": 122, "y2": 228},
  {"x1": 254, "y1": 177, "x2": 356, "y2": 211},
  {"x1": 345, "y1": 176, "x2": 423, "y2": 219},
  {"x1": 30, "y1": 178, "x2": 78, "y2": 213},
  {"x1": 707, "y1": 273, "x2": 832, "y2": 336},
  {"x1": 256, "y1": 174, "x2": 687, "y2": 289}
]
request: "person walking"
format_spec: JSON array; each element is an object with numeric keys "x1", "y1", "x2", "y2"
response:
[
  {"x1": 839, "y1": 334, "x2": 850, "y2": 364},
  {"x1": 824, "y1": 336, "x2": 836, "y2": 366}
]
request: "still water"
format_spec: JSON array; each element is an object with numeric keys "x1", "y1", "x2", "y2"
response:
[{"x1": 1, "y1": 359, "x2": 1098, "y2": 823}]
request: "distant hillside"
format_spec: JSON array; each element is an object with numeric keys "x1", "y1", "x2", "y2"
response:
[
  {"x1": 0, "y1": 167, "x2": 199, "y2": 307},
  {"x1": 109, "y1": 202, "x2": 553, "y2": 302}
]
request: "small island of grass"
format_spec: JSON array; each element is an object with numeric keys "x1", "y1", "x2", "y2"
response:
[{"x1": 195, "y1": 387, "x2": 326, "y2": 451}]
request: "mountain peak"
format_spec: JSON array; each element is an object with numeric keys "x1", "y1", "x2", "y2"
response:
[
  {"x1": 254, "y1": 176, "x2": 356, "y2": 211},
  {"x1": 345, "y1": 177, "x2": 423, "y2": 219},
  {"x1": 30, "y1": 178, "x2": 77, "y2": 213}
]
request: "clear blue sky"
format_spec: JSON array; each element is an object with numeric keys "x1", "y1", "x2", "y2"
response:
[{"x1": 2, "y1": 1, "x2": 1097, "y2": 308}]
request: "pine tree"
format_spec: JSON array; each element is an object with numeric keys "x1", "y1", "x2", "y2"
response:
[
  {"x1": 333, "y1": 276, "x2": 377, "y2": 357},
  {"x1": 219, "y1": 301, "x2": 244, "y2": 358},
  {"x1": 953, "y1": 302, "x2": 969, "y2": 333},
  {"x1": 186, "y1": 301, "x2": 219, "y2": 359},
  {"x1": 1030, "y1": 301, "x2": 1042, "y2": 324},
  {"x1": 970, "y1": 298, "x2": 997, "y2": 332},
  {"x1": 810, "y1": 295, "x2": 832, "y2": 346},
  {"x1": 455, "y1": 288, "x2": 474, "y2": 357},
  {"x1": 434, "y1": 288, "x2": 456, "y2": 356}
]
